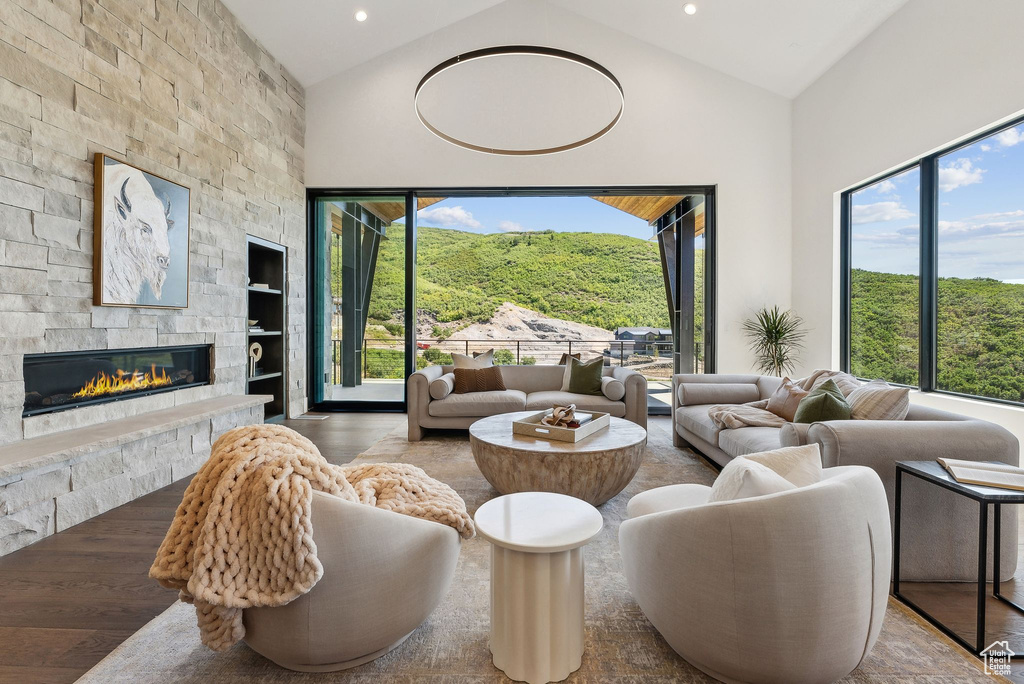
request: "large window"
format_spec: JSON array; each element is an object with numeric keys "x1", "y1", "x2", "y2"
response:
[
  {"x1": 842, "y1": 116, "x2": 1024, "y2": 404},
  {"x1": 937, "y1": 123, "x2": 1024, "y2": 401},
  {"x1": 848, "y1": 167, "x2": 920, "y2": 385}
]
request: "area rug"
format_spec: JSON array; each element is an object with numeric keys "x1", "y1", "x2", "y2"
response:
[{"x1": 78, "y1": 420, "x2": 1001, "y2": 683}]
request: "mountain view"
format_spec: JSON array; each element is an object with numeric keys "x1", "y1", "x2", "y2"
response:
[
  {"x1": 333, "y1": 225, "x2": 702, "y2": 377},
  {"x1": 848, "y1": 121, "x2": 1024, "y2": 404},
  {"x1": 370, "y1": 225, "x2": 675, "y2": 330},
  {"x1": 851, "y1": 268, "x2": 1024, "y2": 401}
]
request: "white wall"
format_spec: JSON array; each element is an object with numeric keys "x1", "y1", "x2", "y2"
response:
[
  {"x1": 305, "y1": 0, "x2": 792, "y2": 374},
  {"x1": 792, "y1": 0, "x2": 1024, "y2": 440}
]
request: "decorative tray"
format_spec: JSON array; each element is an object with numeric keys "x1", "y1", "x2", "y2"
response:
[{"x1": 512, "y1": 410, "x2": 611, "y2": 443}]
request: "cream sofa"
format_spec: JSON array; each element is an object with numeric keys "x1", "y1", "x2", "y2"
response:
[
  {"x1": 672, "y1": 373, "x2": 1019, "y2": 582},
  {"x1": 620, "y1": 466, "x2": 890, "y2": 684},
  {"x1": 407, "y1": 364, "x2": 647, "y2": 441},
  {"x1": 242, "y1": 490, "x2": 461, "y2": 671}
]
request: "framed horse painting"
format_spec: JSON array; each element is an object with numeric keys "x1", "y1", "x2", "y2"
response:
[{"x1": 93, "y1": 153, "x2": 191, "y2": 309}]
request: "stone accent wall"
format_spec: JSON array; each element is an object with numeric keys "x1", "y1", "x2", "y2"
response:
[
  {"x1": 0, "y1": 401, "x2": 263, "y2": 554},
  {"x1": 0, "y1": 0, "x2": 307, "y2": 445}
]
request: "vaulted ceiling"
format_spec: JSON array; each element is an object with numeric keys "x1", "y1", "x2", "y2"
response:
[
  {"x1": 221, "y1": 0, "x2": 909, "y2": 97},
  {"x1": 549, "y1": 0, "x2": 910, "y2": 98},
  {"x1": 219, "y1": 0, "x2": 505, "y2": 88}
]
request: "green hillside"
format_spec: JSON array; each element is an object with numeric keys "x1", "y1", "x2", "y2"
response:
[
  {"x1": 351, "y1": 226, "x2": 701, "y2": 333},
  {"x1": 851, "y1": 268, "x2": 1024, "y2": 401}
]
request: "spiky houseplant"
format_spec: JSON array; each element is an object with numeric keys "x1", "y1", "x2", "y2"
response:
[{"x1": 742, "y1": 306, "x2": 807, "y2": 377}]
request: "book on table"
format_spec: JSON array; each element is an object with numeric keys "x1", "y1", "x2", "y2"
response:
[
  {"x1": 572, "y1": 412, "x2": 594, "y2": 426},
  {"x1": 938, "y1": 458, "x2": 1024, "y2": 491}
]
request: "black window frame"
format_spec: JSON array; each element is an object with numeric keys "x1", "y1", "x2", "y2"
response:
[
  {"x1": 307, "y1": 185, "x2": 718, "y2": 413},
  {"x1": 841, "y1": 114, "x2": 1024, "y2": 407}
]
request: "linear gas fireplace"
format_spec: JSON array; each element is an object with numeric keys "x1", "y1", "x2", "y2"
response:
[{"x1": 23, "y1": 345, "x2": 213, "y2": 417}]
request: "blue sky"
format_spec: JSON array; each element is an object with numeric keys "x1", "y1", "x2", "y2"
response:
[
  {"x1": 401, "y1": 196, "x2": 655, "y2": 240},
  {"x1": 852, "y1": 123, "x2": 1024, "y2": 282}
]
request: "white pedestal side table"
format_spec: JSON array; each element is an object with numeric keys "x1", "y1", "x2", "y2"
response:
[{"x1": 474, "y1": 492, "x2": 604, "y2": 683}]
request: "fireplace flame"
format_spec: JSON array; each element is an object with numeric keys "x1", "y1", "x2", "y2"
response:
[{"x1": 72, "y1": 365, "x2": 173, "y2": 399}]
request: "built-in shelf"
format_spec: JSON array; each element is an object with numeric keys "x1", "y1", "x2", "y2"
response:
[
  {"x1": 248, "y1": 372, "x2": 282, "y2": 382},
  {"x1": 247, "y1": 235, "x2": 287, "y2": 422}
]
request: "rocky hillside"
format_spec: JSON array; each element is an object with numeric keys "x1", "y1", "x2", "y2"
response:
[{"x1": 424, "y1": 302, "x2": 613, "y2": 364}]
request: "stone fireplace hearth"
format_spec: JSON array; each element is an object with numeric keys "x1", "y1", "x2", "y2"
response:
[{"x1": 0, "y1": 394, "x2": 269, "y2": 556}]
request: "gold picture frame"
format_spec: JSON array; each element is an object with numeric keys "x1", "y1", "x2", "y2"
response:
[{"x1": 93, "y1": 153, "x2": 191, "y2": 309}]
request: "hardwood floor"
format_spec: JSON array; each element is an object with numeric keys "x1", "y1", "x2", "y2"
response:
[
  {"x1": 898, "y1": 510, "x2": 1024, "y2": 683},
  {"x1": 285, "y1": 411, "x2": 407, "y2": 466},
  {"x1": 2, "y1": 411, "x2": 1023, "y2": 682},
  {"x1": 0, "y1": 480, "x2": 186, "y2": 683},
  {"x1": 0, "y1": 412, "x2": 404, "y2": 684}
]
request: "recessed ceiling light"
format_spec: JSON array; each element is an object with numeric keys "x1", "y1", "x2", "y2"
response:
[
  {"x1": 683, "y1": 3, "x2": 697, "y2": 15},
  {"x1": 354, "y1": 9, "x2": 367, "y2": 22}
]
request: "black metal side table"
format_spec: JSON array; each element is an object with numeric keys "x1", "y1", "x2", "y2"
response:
[{"x1": 894, "y1": 460, "x2": 1024, "y2": 657}]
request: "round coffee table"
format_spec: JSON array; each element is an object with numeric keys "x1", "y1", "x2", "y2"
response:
[
  {"x1": 475, "y1": 492, "x2": 604, "y2": 684},
  {"x1": 469, "y1": 411, "x2": 647, "y2": 506}
]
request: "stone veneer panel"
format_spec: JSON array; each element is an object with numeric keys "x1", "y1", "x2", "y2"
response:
[
  {"x1": 0, "y1": 0, "x2": 308, "y2": 446},
  {"x1": 0, "y1": 398, "x2": 264, "y2": 554}
]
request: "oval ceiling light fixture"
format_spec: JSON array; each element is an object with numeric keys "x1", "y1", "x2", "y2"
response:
[
  {"x1": 354, "y1": 9, "x2": 367, "y2": 22},
  {"x1": 683, "y1": 3, "x2": 697, "y2": 15},
  {"x1": 414, "y1": 45, "x2": 624, "y2": 156}
]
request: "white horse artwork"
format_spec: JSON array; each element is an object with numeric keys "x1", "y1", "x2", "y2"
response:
[{"x1": 98, "y1": 158, "x2": 189, "y2": 307}]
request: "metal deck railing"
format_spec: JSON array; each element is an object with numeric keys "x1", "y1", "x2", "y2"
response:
[{"x1": 331, "y1": 338, "x2": 701, "y2": 385}]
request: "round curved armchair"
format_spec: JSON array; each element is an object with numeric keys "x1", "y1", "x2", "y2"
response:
[
  {"x1": 619, "y1": 466, "x2": 891, "y2": 684},
  {"x1": 243, "y1": 490, "x2": 462, "y2": 672}
]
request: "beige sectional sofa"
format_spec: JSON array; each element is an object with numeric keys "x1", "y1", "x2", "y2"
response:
[
  {"x1": 408, "y1": 364, "x2": 647, "y2": 441},
  {"x1": 672, "y1": 373, "x2": 1020, "y2": 582}
]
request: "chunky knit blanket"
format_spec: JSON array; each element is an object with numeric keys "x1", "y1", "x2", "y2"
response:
[{"x1": 149, "y1": 424, "x2": 474, "y2": 652}]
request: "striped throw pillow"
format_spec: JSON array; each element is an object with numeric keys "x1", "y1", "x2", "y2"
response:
[{"x1": 847, "y1": 379, "x2": 910, "y2": 420}]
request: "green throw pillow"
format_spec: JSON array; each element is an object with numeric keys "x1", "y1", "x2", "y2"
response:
[
  {"x1": 567, "y1": 356, "x2": 604, "y2": 396},
  {"x1": 793, "y1": 379, "x2": 851, "y2": 423}
]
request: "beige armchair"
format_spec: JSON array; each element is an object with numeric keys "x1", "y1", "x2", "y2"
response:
[
  {"x1": 620, "y1": 466, "x2": 891, "y2": 684},
  {"x1": 242, "y1": 490, "x2": 461, "y2": 672}
]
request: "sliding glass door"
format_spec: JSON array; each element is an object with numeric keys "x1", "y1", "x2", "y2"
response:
[
  {"x1": 308, "y1": 187, "x2": 715, "y2": 412},
  {"x1": 656, "y1": 194, "x2": 713, "y2": 374},
  {"x1": 309, "y1": 195, "x2": 412, "y2": 408}
]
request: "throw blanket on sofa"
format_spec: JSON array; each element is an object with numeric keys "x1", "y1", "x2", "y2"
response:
[
  {"x1": 708, "y1": 370, "x2": 861, "y2": 430},
  {"x1": 708, "y1": 399, "x2": 787, "y2": 429},
  {"x1": 149, "y1": 424, "x2": 474, "y2": 652}
]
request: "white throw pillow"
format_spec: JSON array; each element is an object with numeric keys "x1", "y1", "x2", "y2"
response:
[
  {"x1": 847, "y1": 379, "x2": 910, "y2": 420},
  {"x1": 429, "y1": 373, "x2": 455, "y2": 400},
  {"x1": 452, "y1": 349, "x2": 493, "y2": 369},
  {"x1": 708, "y1": 459, "x2": 796, "y2": 503},
  {"x1": 743, "y1": 444, "x2": 823, "y2": 487},
  {"x1": 600, "y1": 376, "x2": 625, "y2": 401}
]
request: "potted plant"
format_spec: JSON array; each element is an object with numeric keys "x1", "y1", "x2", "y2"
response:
[{"x1": 742, "y1": 306, "x2": 807, "y2": 377}]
